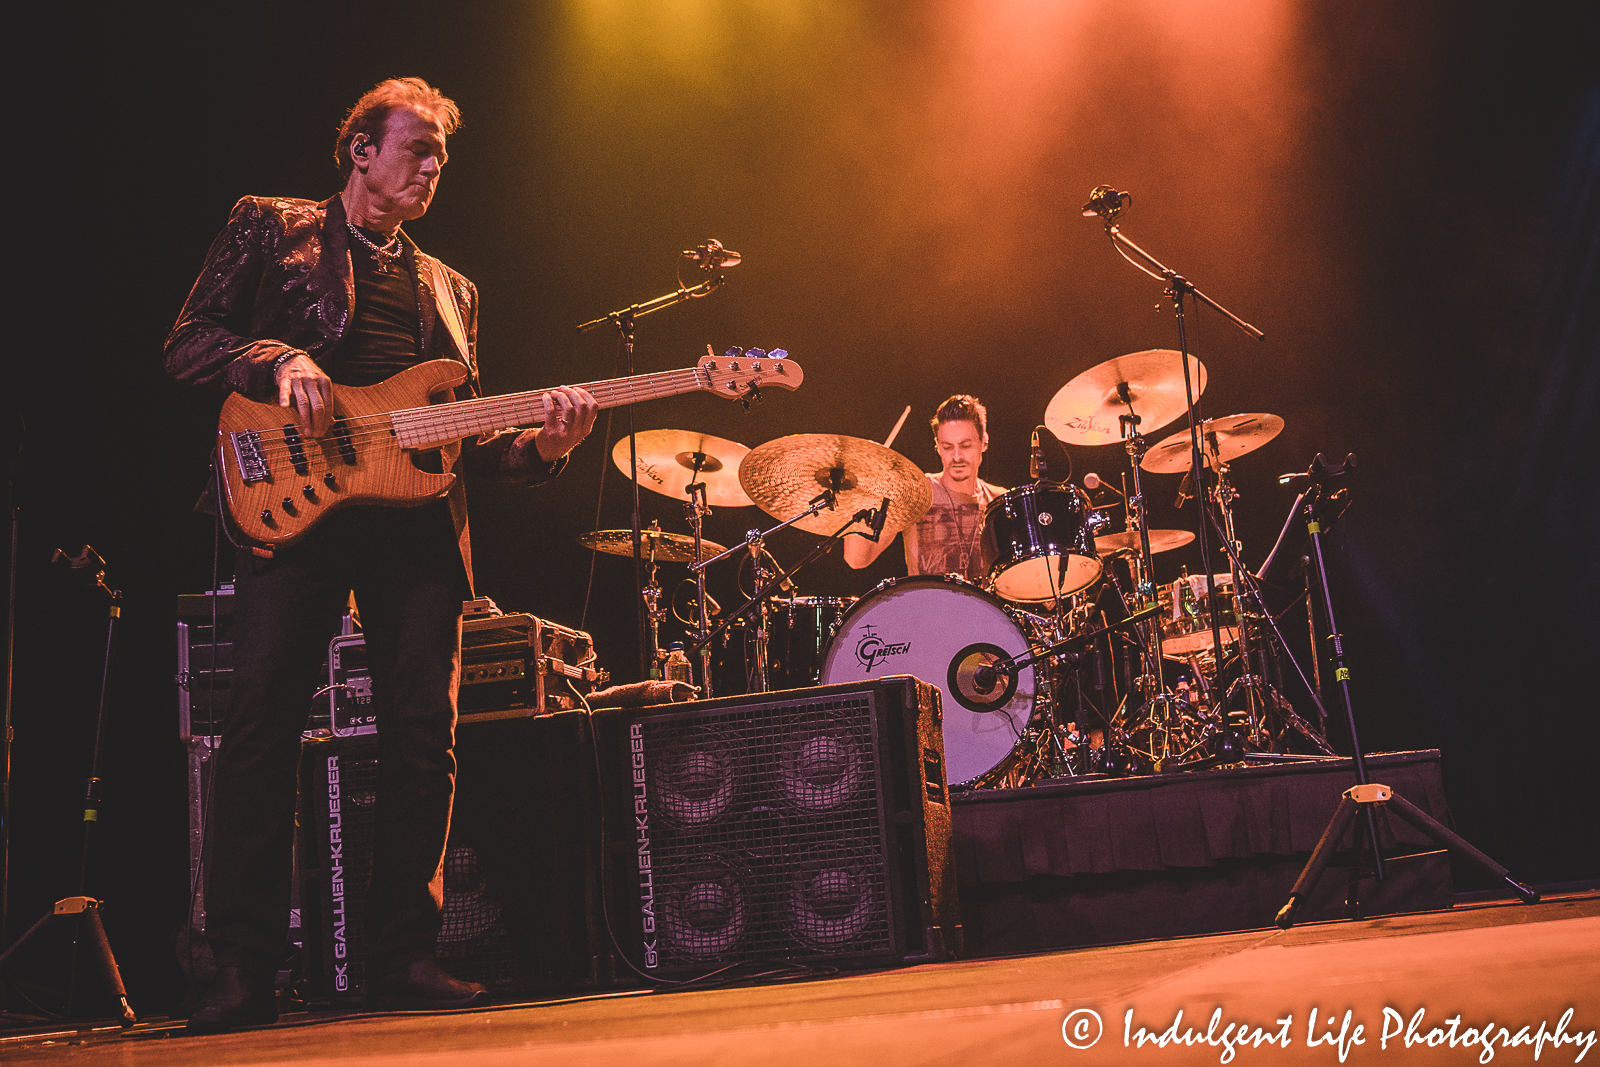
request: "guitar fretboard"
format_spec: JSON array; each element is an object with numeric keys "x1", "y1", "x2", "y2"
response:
[{"x1": 389, "y1": 366, "x2": 713, "y2": 448}]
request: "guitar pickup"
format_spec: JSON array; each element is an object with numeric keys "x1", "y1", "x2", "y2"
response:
[
  {"x1": 332, "y1": 420, "x2": 357, "y2": 465},
  {"x1": 230, "y1": 430, "x2": 269, "y2": 484},
  {"x1": 282, "y1": 424, "x2": 310, "y2": 475}
]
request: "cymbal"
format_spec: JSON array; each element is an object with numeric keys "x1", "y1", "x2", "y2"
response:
[
  {"x1": 579, "y1": 528, "x2": 728, "y2": 564},
  {"x1": 1044, "y1": 349, "x2": 1208, "y2": 446},
  {"x1": 1094, "y1": 528, "x2": 1196, "y2": 556},
  {"x1": 611, "y1": 429, "x2": 754, "y2": 507},
  {"x1": 1140, "y1": 413, "x2": 1285, "y2": 474},
  {"x1": 739, "y1": 434, "x2": 933, "y2": 537}
]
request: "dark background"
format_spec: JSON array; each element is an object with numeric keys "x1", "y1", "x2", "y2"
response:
[{"x1": 7, "y1": 0, "x2": 1597, "y2": 1016}]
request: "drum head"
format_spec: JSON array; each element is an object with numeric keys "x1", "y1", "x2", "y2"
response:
[
  {"x1": 820, "y1": 575, "x2": 1035, "y2": 785},
  {"x1": 990, "y1": 554, "x2": 1102, "y2": 602}
]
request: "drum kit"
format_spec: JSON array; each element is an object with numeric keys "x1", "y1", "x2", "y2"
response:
[{"x1": 581, "y1": 350, "x2": 1332, "y2": 788}]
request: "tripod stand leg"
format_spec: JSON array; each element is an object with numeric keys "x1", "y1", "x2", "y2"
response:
[
  {"x1": 1344, "y1": 809, "x2": 1367, "y2": 920},
  {"x1": 1276, "y1": 795, "x2": 1358, "y2": 929},
  {"x1": 80, "y1": 905, "x2": 136, "y2": 1026},
  {"x1": 0, "y1": 911, "x2": 54, "y2": 972},
  {"x1": 1382, "y1": 794, "x2": 1540, "y2": 904}
]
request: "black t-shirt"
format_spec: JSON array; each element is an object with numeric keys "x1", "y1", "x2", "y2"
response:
[{"x1": 325, "y1": 227, "x2": 422, "y2": 386}]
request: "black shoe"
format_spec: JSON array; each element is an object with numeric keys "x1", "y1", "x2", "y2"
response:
[
  {"x1": 367, "y1": 958, "x2": 489, "y2": 1011},
  {"x1": 186, "y1": 965, "x2": 279, "y2": 1034}
]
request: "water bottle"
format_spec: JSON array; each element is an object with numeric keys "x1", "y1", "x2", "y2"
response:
[{"x1": 664, "y1": 642, "x2": 693, "y2": 686}]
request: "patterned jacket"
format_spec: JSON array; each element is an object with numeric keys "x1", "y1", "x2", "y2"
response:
[{"x1": 165, "y1": 193, "x2": 557, "y2": 588}]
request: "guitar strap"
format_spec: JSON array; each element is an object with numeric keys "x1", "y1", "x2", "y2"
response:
[{"x1": 424, "y1": 255, "x2": 478, "y2": 389}]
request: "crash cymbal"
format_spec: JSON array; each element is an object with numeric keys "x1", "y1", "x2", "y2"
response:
[
  {"x1": 1094, "y1": 528, "x2": 1196, "y2": 556},
  {"x1": 1140, "y1": 413, "x2": 1285, "y2": 474},
  {"x1": 739, "y1": 434, "x2": 933, "y2": 536},
  {"x1": 579, "y1": 528, "x2": 728, "y2": 564},
  {"x1": 612, "y1": 429, "x2": 755, "y2": 507},
  {"x1": 1044, "y1": 349, "x2": 1208, "y2": 446}
]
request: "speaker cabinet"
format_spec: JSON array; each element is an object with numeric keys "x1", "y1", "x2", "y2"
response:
[
  {"x1": 591, "y1": 676, "x2": 960, "y2": 977},
  {"x1": 298, "y1": 711, "x2": 606, "y2": 1004}
]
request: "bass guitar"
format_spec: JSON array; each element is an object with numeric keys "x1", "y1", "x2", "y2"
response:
[{"x1": 215, "y1": 349, "x2": 801, "y2": 548}]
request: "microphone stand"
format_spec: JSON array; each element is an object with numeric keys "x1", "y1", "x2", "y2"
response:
[
  {"x1": 1090, "y1": 191, "x2": 1262, "y2": 762},
  {"x1": 0, "y1": 547, "x2": 135, "y2": 1024},
  {"x1": 1274, "y1": 474, "x2": 1539, "y2": 926},
  {"x1": 577, "y1": 263, "x2": 728, "y2": 680}
]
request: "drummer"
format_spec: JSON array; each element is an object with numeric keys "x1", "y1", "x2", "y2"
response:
[{"x1": 843, "y1": 394, "x2": 1007, "y2": 583}]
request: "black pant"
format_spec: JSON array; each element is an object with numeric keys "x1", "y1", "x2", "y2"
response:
[{"x1": 204, "y1": 501, "x2": 470, "y2": 975}]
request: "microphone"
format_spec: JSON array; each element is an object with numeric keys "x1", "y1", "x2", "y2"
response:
[
  {"x1": 973, "y1": 663, "x2": 998, "y2": 694},
  {"x1": 1030, "y1": 427, "x2": 1045, "y2": 481},
  {"x1": 1083, "y1": 471, "x2": 1124, "y2": 497},
  {"x1": 1174, "y1": 471, "x2": 1193, "y2": 508},
  {"x1": 682, "y1": 239, "x2": 742, "y2": 270},
  {"x1": 1081, "y1": 185, "x2": 1131, "y2": 219},
  {"x1": 869, "y1": 497, "x2": 890, "y2": 543}
]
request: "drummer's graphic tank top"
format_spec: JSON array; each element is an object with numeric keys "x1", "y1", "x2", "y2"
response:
[{"x1": 913, "y1": 476, "x2": 1003, "y2": 582}]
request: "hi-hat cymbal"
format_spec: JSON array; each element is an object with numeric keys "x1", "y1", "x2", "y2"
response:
[
  {"x1": 739, "y1": 434, "x2": 932, "y2": 536},
  {"x1": 1094, "y1": 528, "x2": 1196, "y2": 556},
  {"x1": 612, "y1": 429, "x2": 754, "y2": 506},
  {"x1": 1045, "y1": 349, "x2": 1208, "y2": 446},
  {"x1": 1140, "y1": 413, "x2": 1285, "y2": 474},
  {"x1": 579, "y1": 528, "x2": 728, "y2": 564}
]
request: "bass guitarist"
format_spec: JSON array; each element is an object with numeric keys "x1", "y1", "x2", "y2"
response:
[{"x1": 165, "y1": 77, "x2": 597, "y2": 1032}]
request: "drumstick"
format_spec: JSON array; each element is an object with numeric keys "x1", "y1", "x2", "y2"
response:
[{"x1": 881, "y1": 405, "x2": 912, "y2": 450}]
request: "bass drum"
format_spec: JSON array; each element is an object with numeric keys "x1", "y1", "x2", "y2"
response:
[{"x1": 820, "y1": 575, "x2": 1036, "y2": 786}]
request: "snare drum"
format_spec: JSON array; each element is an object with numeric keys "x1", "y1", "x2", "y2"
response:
[
  {"x1": 981, "y1": 482, "x2": 1102, "y2": 601},
  {"x1": 820, "y1": 575, "x2": 1037, "y2": 785},
  {"x1": 1158, "y1": 573, "x2": 1239, "y2": 654}
]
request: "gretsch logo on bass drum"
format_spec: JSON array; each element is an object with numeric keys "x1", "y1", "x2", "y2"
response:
[{"x1": 853, "y1": 624, "x2": 911, "y2": 671}]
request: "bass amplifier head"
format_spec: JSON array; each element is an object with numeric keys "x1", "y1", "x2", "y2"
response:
[{"x1": 591, "y1": 676, "x2": 959, "y2": 978}]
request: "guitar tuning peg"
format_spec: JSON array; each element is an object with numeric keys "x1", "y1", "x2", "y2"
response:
[
  {"x1": 745, "y1": 348, "x2": 766, "y2": 359},
  {"x1": 769, "y1": 348, "x2": 788, "y2": 360},
  {"x1": 722, "y1": 347, "x2": 745, "y2": 359}
]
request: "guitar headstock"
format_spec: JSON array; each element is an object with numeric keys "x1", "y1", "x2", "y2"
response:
[{"x1": 698, "y1": 347, "x2": 803, "y2": 406}]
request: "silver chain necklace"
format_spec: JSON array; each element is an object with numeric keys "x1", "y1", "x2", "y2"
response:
[
  {"x1": 347, "y1": 222, "x2": 403, "y2": 275},
  {"x1": 940, "y1": 481, "x2": 982, "y2": 575}
]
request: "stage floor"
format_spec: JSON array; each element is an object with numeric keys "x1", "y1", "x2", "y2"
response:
[{"x1": 4, "y1": 890, "x2": 1595, "y2": 1066}]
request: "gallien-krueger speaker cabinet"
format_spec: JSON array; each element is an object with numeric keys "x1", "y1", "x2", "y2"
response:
[{"x1": 590, "y1": 676, "x2": 960, "y2": 978}]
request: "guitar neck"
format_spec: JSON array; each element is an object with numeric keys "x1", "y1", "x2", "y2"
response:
[{"x1": 390, "y1": 366, "x2": 709, "y2": 449}]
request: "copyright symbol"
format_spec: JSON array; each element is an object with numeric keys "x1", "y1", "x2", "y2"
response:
[{"x1": 1061, "y1": 1008, "x2": 1103, "y2": 1049}]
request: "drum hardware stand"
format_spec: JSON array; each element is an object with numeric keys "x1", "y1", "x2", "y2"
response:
[
  {"x1": 1199, "y1": 473, "x2": 1336, "y2": 756},
  {"x1": 0, "y1": 547, "x2": 135, "y2": 1025},
  {"x1": 577, "y1": 242, "x2": 734, "y2": 680},
  {"x1": 635, "y1": 523, "x2": 672, "y2": 678},
  {"x1": 689, "y1": 485, "x2": 883, "y2": 692},
  {"x1": 682, "y1": 469, "x2": 716, "y2": 696}
]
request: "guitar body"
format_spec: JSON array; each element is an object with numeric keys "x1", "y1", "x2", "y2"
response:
[
  {"x1": 213, "y1": 349, "x2": 802, "y2": 550},
  {"x1": 215, "y1": 360, "x2": 469, "y2": 548}
]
